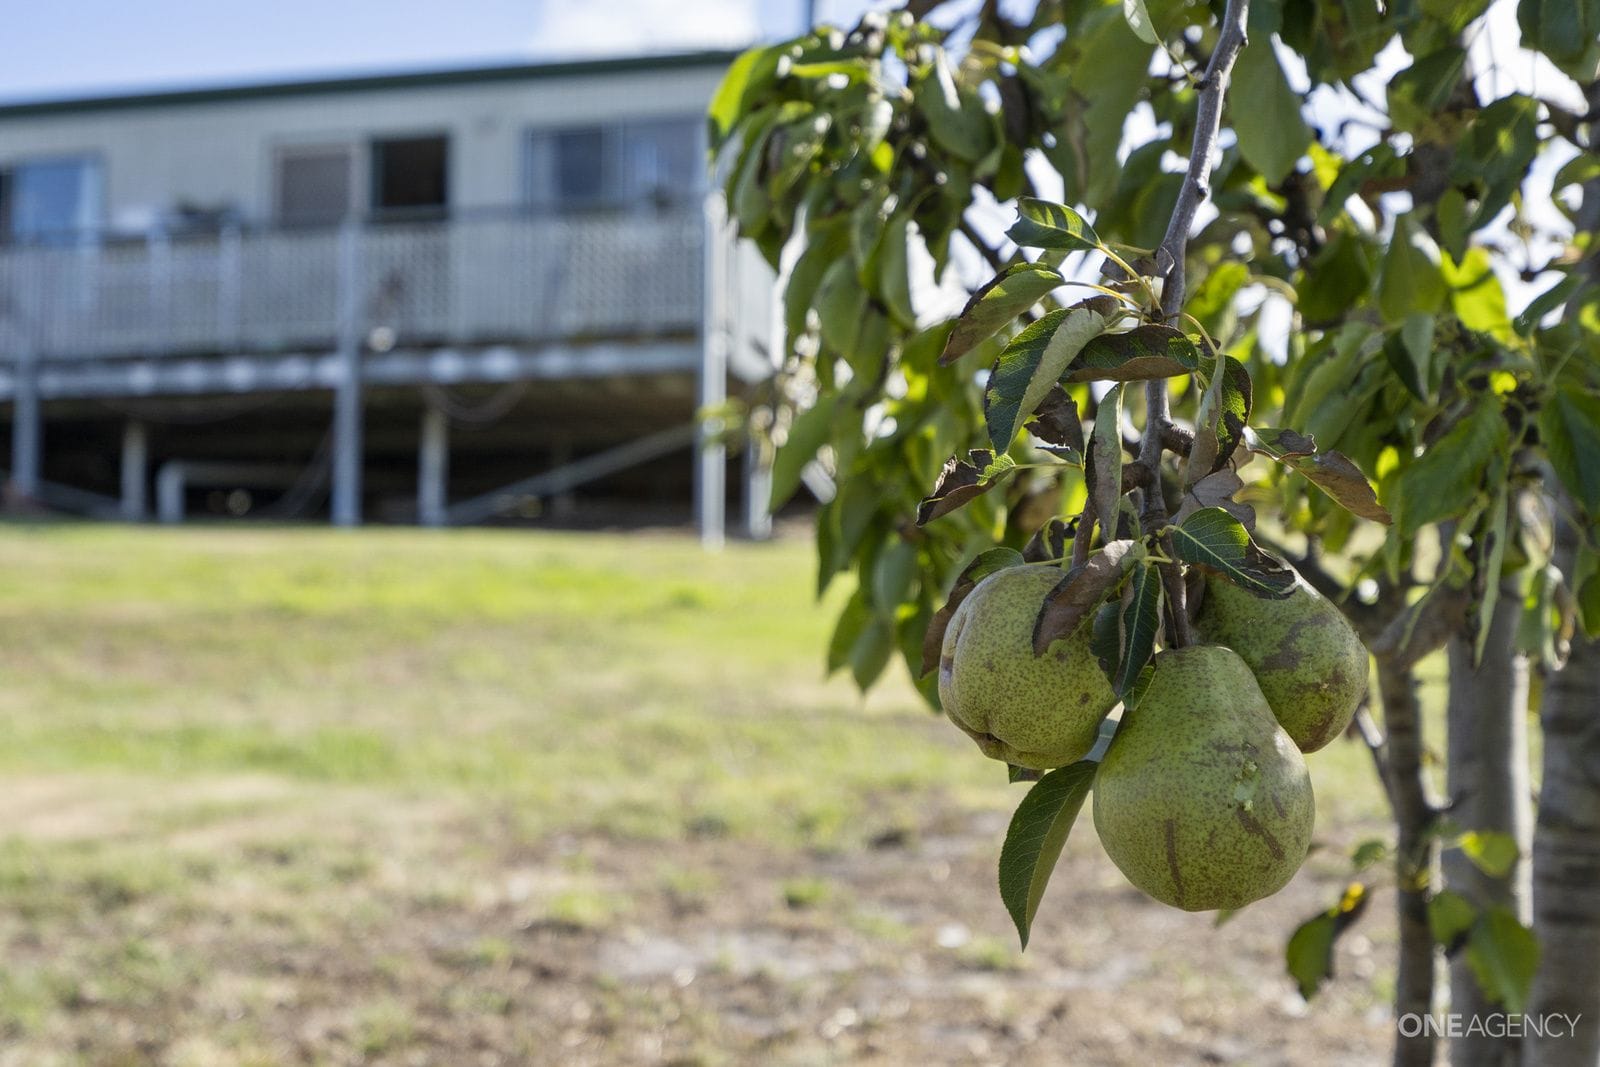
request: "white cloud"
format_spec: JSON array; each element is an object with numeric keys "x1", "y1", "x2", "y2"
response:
[{"x1": 530, "y1": 0, "x2": 761, "y2": 57}]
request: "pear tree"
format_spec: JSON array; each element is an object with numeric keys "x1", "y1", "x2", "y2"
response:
[{"x1": 710, "y1": 1, "x2": 1600, "y2": 1064}]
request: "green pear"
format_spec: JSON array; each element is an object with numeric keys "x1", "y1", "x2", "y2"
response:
[
  {"x1": 1193, "y1": 572, "x2": 1369, "y2": 753},
  {"x1": 1093, "y1": 645, "x2": 1314, "y2": 911},
  {"x1": 938, "y1": 564, "x2": 1118, "y2": 770}
]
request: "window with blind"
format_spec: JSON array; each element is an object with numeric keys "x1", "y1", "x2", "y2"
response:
[
  {"x1": 274, "y1": 146, "x2": 354, "y2": 227},
  {"x1": 526, "y1": 117, "x2": 702, "y2": 211}
]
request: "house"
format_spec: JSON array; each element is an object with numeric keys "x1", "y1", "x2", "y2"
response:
[{"x1": 0, "y1": 50, "x2": 776, "y2": 541}]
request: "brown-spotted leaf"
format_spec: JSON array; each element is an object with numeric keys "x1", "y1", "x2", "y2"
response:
[
  {"x1": 1174, "y1": 469, "x2": 1256, "y2": 529},
  {"x1": 940, "y1": 262, "x2": 1065, "y2": 365},
  {"x1": 1031, "y1": 539, "x2": 1140, "y2": 654},
  {"x1": 1028, "y1": 385, "x2": 1085, "y2": 453},
  {"x1": 1245, "y1": 427, "x2": 1392, "y2": 524},
  {"x1": 919, "y1": 547, "x2": 1029, "y2": 676},
  {"x1": 1062, "y1": 324, "x2": 1204, "y2": 383},
  {"x1": 917, "y1": 450, "x2": 1012, "y2": 525},
  {"x1": 1023, "y1": 517, "x2": 1075, "y2": 563}
]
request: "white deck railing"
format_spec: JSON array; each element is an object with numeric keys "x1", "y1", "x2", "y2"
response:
[{"x1": 0, "y1": 209, "x2": 704, "y2": 361}]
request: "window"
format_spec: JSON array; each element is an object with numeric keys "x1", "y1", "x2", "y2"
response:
[
  {"x1": 527, "y1": 117, "x2": 702, "y2": 210},
  {"x1": 371, "y1": 135, "x2": 449, "y2": 218},
  {"x1": 0, "y1": 156, "x2": 102, "y2": 242},
  {"x1": 275, "y1": 145, "x2": 354, "y2": 227}
]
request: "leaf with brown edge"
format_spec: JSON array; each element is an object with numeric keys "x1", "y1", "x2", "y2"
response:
[
  {"x1": 1027, "y1": 385, "x2": 1085, "y2": 453},
  {"x1": 1245, "y1": 427, "x2": 1392, "y2": 524},
  {"x1": 1174, "y1": 469, "x2": 1256, "y2": 530},
  {"x1": 1032, "y1": 540, "x2": 1140, "y2": 654},
  {"x1": 941, "y1": 261, "x2": 1065, "y2": 365},
  {"x1": 1023, "y1": 517, "x2": 1075, "y2": 563},
  {"x1": 1089, "y1": 385, "x2": 1124, "y2": 544},
  {"x1": 1061, "y1": 324, "x2": 1203, "y2": 383},
  {"x1": 919, "y1": 547, "x2": 1028, "y2": 676},
  {"x1": 916, "y1": 450, "x2": 1012, "y2": 525}
]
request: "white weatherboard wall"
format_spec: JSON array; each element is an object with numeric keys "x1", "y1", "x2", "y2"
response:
[{"x1": 0, "y1": 63, "x2": 727, "y2": 226}]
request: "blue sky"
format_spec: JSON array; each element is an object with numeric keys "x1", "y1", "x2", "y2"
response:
[{"x1": 0, "y1": 0, "x2": 873, "y2": 103}]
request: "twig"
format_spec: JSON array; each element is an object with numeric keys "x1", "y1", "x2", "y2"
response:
[
  {"x1": 958, "y1": 218, "x2": 1007, "y2": 272},
  {"x1": 1138, "y1": 0, "x2": 1250, "y2": 647}
]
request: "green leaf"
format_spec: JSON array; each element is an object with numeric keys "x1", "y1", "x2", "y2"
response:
[
  {"x1": 921, "y1": 547, "x2": 1028, "y2": 676},
  {"x1": 1395, "y1": 401, "x2": 1509, "y2": 537},
  {"x1": 1387, "y1": 47, "x2": 1468, "y2": 135},
  {"x1": 1458, "y1": 829, "x2": 1521, "y2": 879},
  {"x1": 1441, "y1": 247, "x2": 1513, "y2": 341},
  {"x1": 998, "y1": 761, "x2": 1097, "y2": 949},
  {"x1": 917, "y1": 48, "x2": 994, "y2": 162},
  {"x1": 1169, "y1": 507, "x2": 1297, "y2": 598},
  {"x1": 1377, "y1": 216, "x2": 1448, "y2": 325},
  {"x1": 1090, "y1": 384, "x2": 1124, "y2": 540},
  {"x1": 1466, "y1": 908, "x2": 1540, "y2": 1013},
  {"x1": 1286, "y1": 882, "x2": 1369, "y2": 1000},
  {"x1": 784, "y1": 218, "x2": 850, "y2": 346},
  {"x1": 1187, "y1": 261, "x2": 1250, "y2": 340},
  {"x1": 985, "y1": 306, "x2": 1107, "y2": 450},
  {"x1": 1383, "y1": 313, "x2": 1435, "y2": 400},
  {"x1": 1428, "y1": 889, "x2": 1478, "y2": 948},
  {"x1": 770, "y1": 393, "x2": 839, "y2": 510},
  {"x1": 708, "y1": 45, "x2": 780, "y2": 146},
  {"x1": 1515, "y1": 275, "x2": 1584, "y2": 335},
  {"x1": 1110, "y1": 561, "x2": 1163, "y2": 697},
  {"x1": 827, "y1": 588, "x2": 871, "y2": 675},
  {"x1": 1351, "y1": 839, "x2": 1389, "y2": 871},
  {"x1": 850, "y1": 614, "x2": 895, "y2": 691},
  {"x1": 1121, "y1": 0, "x2": 1160, "y2": 43},
  {"x1": 1244, "y1": 427, "x2": 1392, "y2": 524},
  {"x1": 1191, "y1": 355, "x2": 1252, "y2": 479},
  {"x1": 917, "y1": 449, "x2": 1014, "y2": 526},
  {"x1": 941, "y1": 263, "x2": 1065, "y2": 365},
  {"x1": 1298, "y1": 229, "x2": 1376, "y2": 324},
  {"x1": 1063, "y1": 324, "x2": 1204, "y2": 383},
  {"x1": 878, "y1": 211, "x2": 917, "y2": 329},
  {"x1": 1006, "y1": 197, "x2": 1103, "y2": 255},
  {"x1": 1538, "y1": 388, "x2": 1600, "y2": 517},
  {"x1": 1230, "y1": 33, "x2": 1311, "y2": 184}
]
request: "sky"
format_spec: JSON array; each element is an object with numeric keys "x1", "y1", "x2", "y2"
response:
[{"x1": 0, "y1": 0, "x2": 875, "y2": 104}]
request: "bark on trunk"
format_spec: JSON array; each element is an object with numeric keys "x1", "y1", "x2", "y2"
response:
[
  {"x1": 1525, "y1": 516, "x2": 1600, "y2": 1066},
  {"x1": 1444, "y1": 581, "x2": 1532, "y2": 1067},
  {"x1": 1381, "y1": 655, "x2": 1441, "y2": 1067}
]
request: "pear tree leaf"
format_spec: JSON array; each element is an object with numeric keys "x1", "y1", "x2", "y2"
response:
[
  {"x1": 1394, "y1": 401, "x2": 1508, "y2": 536},
  {"x1": 1190, "y1": 354, "x2": 1253, "y2": 480},
  {"x1": 1428, "y1": 888, "x2": 1478, "y2": 950},
  {"x1": 1122, "y1": 0, "x2": 1161, "y2": 43},
  {"x1": 1032, "y1": 540, "x2": 1141, "y2": 654},
  {"x1": 1538, "y1": 387, "x2": 1600, "y2": 517},
  {"x1": 941, "y1": 262, "x2": 1066, "y2": 365},
  {"x1": 1022, "y1": 517, "x2": 1073, "y2": 564},
  {"x1": 1514, "y1": 275, "x2": 1584, "y2": 335},
  {"x1": 1006, "y1": 197, "x2": 1103, "y2": 254},
  {"x1": 1169, "y1": 507, "x2": 1297, "y2": 599},
  {"x1": 998, "y1": 760, "x2": 1097, "y2": 949},
  {"x1": 827, "y1": 588, "x2": 871, "y2": 675},
  {"x1": 985, "y1": 307, "x2": 1107, "y2": 450},
  {"x1": 917, "y1": 48, "x2": 995, "y2": 162},
  {"x1": 1231, "y1": 32, "x2": 1312, "y2": 183},
  {"x1": 1090, "y1": 385, "x2": 1124, "y2": 541},
  {"x1": 1351, "y1": 839, "x2": 1389, "y2": 871},
  {"x1": 769, "y1": 393, "x2": 839, "y2": 510},
  {"x1": 1110, "y1": 561, "x2": 1163, "y2": 697},
  {"x1": 708, "y1": 44, "x2": 782, "y2": 146},
  {"x1": 1286, "y1": 882, "x2": 1370, "y2": 1000},
  {"x1": 1027, "y1": 385, "x2": 1085, "y2": 454},
  {"x1": 919, "y1": 547, "x2": 1028, "y2": 676},
  {"x1": 917, "y1": 449, "x2": 1014, "y2": 525},
  {"x1": 878, "y1": 211, "x2": 917, "y2": 329},
  {"x1": 1458, "y1": 829, "x2": 1520, "y2": 879},
  {"x1": 1174, "y1": 469, "x2": 1256, "y2": 530},
  {"x1": 1008, "y1": 763, "x2": 1044, "y2": 783},
  {"x1": 1466, "y1": 908, "x2": 1540, "y2": 1013},
  {"x1": 1244, "y1": 428, "x2": 1392, "y2": 524},
  {"x1": 1377, "y1": 216, "x2": 1448, "y2": 324},
  {"x1": 1062, "y1": 324, "x2": 1204, "y2": 383}
]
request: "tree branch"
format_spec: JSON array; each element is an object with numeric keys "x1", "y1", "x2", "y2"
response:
[{"x1": 1138, "y1": 0, "x2": 1250, "y2": 647}]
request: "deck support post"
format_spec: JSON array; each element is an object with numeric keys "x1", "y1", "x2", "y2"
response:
[
  {"x1": 696, "y1": 195, "x2": 728, "y2": 549},
  {"x1": 9, "y1": 342, "x2": 40, "y2": 505},
  {"x1": 418, "y1": 404, "x2": 449, "y2": 527},
  {"x1": 120, "y1": 420, "x2": 149, "y2": 521},
  {"x1": 331, "y1": 221, "x2": 364, "y2": 527}
]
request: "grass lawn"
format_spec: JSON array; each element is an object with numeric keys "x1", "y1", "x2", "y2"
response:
[{"x1": 0, "y1": 524, "x2": 1403, "y2": 1066}]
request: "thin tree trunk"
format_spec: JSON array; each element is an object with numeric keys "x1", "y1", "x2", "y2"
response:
[
  {"x1": 1525, "y1": 517, "x2": 1600, "y2": 1066},
  {"x1": 1381, "y1": 654, "x2": 1441, "y2": 1067},
  {"x1": 1444, "y1": 580, "x2": 1532, "y2": 1067}
]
